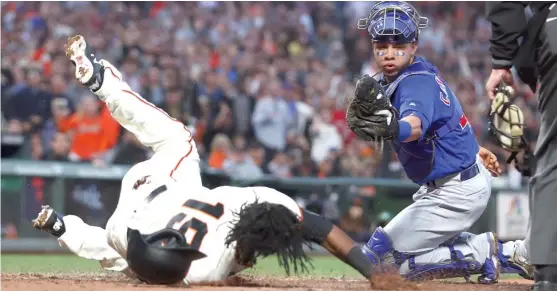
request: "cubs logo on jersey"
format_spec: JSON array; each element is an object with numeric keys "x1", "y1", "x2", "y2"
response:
[{"x1": 435, "y1": 75, "x2": 450, "y2": 106}]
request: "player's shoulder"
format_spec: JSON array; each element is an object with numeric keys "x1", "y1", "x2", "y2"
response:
[
  {"x1": 399, "y1": 74, "x2": 438, "y2": 87},
  {"x1": 396, "y1": 74, "x2": 440, "y2": 98}
]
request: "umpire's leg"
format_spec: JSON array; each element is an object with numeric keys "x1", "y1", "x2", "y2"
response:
[{"x1": 531, "y1": 4, "x2": 557, "y2": 289}]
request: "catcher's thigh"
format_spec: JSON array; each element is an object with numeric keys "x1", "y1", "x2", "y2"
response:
[{"x1": 384, "y1": 161, "x2": 492, "y2": 254}]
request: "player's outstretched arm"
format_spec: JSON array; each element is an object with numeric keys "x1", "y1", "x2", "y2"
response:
[
  {"x1": 224, "y1": 201, "x2": 373, "y2": 280},
  {"x1": 301, "y1": 211, "x2": 373, "y2": 280}
]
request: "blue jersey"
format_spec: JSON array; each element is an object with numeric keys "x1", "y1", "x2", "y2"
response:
[{"x1": 384, "y1": 57, "x2": 479, "y2": 185}]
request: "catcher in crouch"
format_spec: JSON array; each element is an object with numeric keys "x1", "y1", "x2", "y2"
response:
[
  {"x1": 346, "y1": 1, "x2": 532, "y2": 283},
  {"x1": 32, "y1": 35, "x2": 374, "y2": 285}
]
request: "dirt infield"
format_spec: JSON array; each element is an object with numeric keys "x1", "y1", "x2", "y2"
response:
[{"x1": 1, "y1": 273, "x2": 533, "y2": 291}]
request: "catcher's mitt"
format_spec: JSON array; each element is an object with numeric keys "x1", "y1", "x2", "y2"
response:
[
  {"x1": 346, "y1": 75, "x2": 399, "y2": 141},
  {"x1": 488, "y1": 85, "x2": 532, "y2": 176}
]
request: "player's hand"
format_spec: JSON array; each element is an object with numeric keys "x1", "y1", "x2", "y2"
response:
[
  {"x1": 478, "y1": 146, "x2": 501, "y2": 177},
  {"x1": 485, "y1": 69, "x2": 516, "y2": 100}
]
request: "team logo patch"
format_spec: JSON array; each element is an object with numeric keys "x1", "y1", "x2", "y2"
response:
[{"x1": 459, "y1": 113, "x2": 470, "y2": 129}]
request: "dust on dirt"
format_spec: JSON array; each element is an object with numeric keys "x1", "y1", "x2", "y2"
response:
[{"x1": 1, "y1": 272, "x2": 533, "y2": 291}]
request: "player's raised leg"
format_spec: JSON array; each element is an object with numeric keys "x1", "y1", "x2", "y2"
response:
[
  {"x1": 32, "y1": 206, "x2": 134, "y2": 278},
  {"x1": 64, "y1": 35, "x2": 200, "y2": 184}
]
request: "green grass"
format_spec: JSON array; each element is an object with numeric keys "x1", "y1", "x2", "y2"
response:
[{"x1": 0, "y1": 254, "x2": 361, "y2": 277}]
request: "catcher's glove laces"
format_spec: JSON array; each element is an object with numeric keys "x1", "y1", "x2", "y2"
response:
[{"x1": 488, "y1": 84, "x2": 533, "y2": 176}]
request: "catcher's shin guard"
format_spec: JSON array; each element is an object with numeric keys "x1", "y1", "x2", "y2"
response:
[
  {"x1": 361, "y1": 227, "x2": 394, "y2": 265},
  {"x1": 401, "y1": 232, "x2": 499, "y2": 284}
]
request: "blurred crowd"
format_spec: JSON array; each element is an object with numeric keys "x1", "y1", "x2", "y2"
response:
[
  {"x1": 1, "y1": 1, "x2": 540, "y2": 234},
  {"x1": 2, "y1": 2, "x2": 540, "y2": 183}
]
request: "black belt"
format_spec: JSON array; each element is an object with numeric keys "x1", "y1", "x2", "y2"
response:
[{"x1": 425, "y1": 163, "x2": 480, "y2": 187}]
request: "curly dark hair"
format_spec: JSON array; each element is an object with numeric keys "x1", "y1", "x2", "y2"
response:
[{"x1": 224, "y1": 200, "x2": 313, "y2": 275}]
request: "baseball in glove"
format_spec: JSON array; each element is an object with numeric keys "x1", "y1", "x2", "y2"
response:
[
  {"x1": 488, "y1": 84, "x2": 532, "y2": 176},
  {"x1": 345, "y1": 75, "x2": 399, "y2": 141}
]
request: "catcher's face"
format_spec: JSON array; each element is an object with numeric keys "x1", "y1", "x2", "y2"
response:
[{"x1": 371, "y1": 41, "x2": 417, "y2": 79}]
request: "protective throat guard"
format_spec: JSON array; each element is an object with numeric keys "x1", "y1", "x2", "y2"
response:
[{"x1": 488, "y1": 85, "x2": 533, "y2": 176}]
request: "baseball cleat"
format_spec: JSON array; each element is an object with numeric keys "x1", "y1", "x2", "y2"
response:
[
  {"x1": 504, "y1": 244, "x2": 534, "y2": 280},
  {"x1": 64, "y1": 35, "x2": 104, "y2": 90},
  {"x1": 478, "y1": 232, "x2": 500, "y2": 284},
  {"x1": 32, "y1": 205, "x2": 66, "y2": 237}
]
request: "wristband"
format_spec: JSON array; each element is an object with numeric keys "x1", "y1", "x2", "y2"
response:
[{"x1": 397, "y1": 120, "x2": 412, "y2": 142}]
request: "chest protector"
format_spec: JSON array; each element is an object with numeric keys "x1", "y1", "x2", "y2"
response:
[{"x1": 385, "y1": 59, "x2": 461, "y2": 182}]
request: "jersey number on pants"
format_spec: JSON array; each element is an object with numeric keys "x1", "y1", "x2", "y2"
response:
[{"x1": 166, "y1": 199, "x2": 225, "y2": 250}]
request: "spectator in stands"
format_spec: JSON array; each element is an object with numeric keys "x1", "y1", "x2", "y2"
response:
[
  {"x1": 309, "y1": 108, "x2": 343, "y2": 164},
  {"x1": 222, "y1": 142, "x2": 264, "y2": 180},
  {"x1": 0, "y1": 1, "x2": 541, "y2": 181},
  {"x1": 159, "y1": 88, "x2": 190, "y2": 125},
  {"x1": 291, "y1": 150, "x2": 317, "y2": 177},
  {"x1": 251, "y1": 79, "x2": 290, "y2": 168},
  {"x1": 45, "y1": 132, "x2": 71, "y2": 161},
  {"x1": 110, "y1": 131, "x2": 149, "y2": 166},
  {"x1": 267, "y1": 152, "x2": 292, "y2": 178},
  {"x1": 207, "y1": 134, "x2": 232, "y2": 170},
  {"x1": 3, "y1": 68, "x2": 51, "y2": 134},
  {"x1": 29, "y1": 133, "x2": 45, "y2": 161},
  {"x1": 55, "y1": 94, "x2": 120, "y2": 164},
  {"x1": 339, "y1": 196, "x2": 368, "y2": 242}
]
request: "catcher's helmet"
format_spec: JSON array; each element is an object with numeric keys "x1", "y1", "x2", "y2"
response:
[
  {"x1": 357, "y1": 1, "x2": 428, "y2": 43},
  {"x1": 126, "y1": 228, "x2": 206, "y2": 285}
]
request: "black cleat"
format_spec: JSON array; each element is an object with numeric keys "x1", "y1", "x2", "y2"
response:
[
  {"x1": 64, "y1": 35, "x2": 104, "y2": 91},
  {"x1": 32, "y1": 205, "x2": 66, "y2": 237}
]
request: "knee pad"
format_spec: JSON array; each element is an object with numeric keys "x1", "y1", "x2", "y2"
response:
[{"x1": 361, "y1": 227, "x2": 394, "y2": 264}]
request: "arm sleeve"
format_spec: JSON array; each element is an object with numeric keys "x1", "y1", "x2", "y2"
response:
[
  {"x1": 396, "y1": 76, "x2": 436, "y2": 138},
  {"x1": 486, "y1": 1, "x2": 528, "y2": 68}
]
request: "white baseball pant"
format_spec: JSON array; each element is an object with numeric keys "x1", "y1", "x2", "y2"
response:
[{"x1": 57, "y1": 60, "x2": 202, "y2": 278}]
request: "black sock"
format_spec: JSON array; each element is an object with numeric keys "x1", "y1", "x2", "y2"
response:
[{"x1": 86, "y1": 66, "x2": 105, "y2": 92}]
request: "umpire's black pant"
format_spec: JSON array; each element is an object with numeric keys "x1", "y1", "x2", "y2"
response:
[{"x1": 529, "y1": 4, "x2": 557, "y2": 266}]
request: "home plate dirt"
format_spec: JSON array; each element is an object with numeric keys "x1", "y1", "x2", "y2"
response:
[{"x1": 1, "y1": 273, "x2": 533, "y2": 291}]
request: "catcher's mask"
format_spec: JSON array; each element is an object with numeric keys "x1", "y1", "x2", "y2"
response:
[
  {"x1": 126, "y1": 228, "x2": 206, "y2": 285},
  {"x1": 488, "y1": 85, "x2": 533, "y2": 176},
  {"x1": 357, "y1": 1, "x2": 428, "y2": 44}
]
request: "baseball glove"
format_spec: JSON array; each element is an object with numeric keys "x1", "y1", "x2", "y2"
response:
[
  {"x1": 346, "y1": 75, "x2": 399, "y2": 141},
  {"x1": 488, "y1": 85, "x2": 532, "y2": 176}
]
